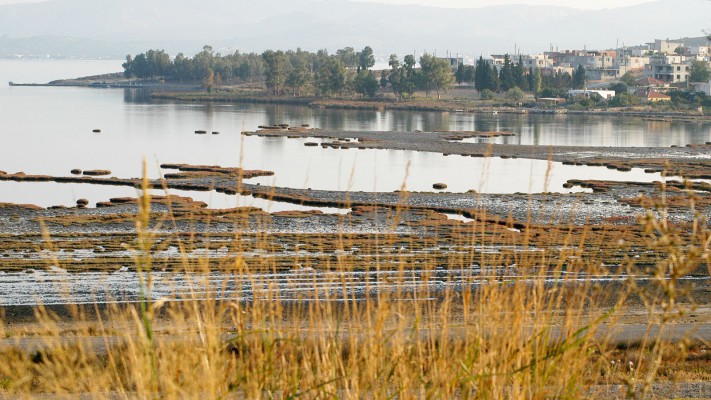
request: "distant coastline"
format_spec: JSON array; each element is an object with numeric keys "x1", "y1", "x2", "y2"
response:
[{"x1": 10, "y1": 73, "x2": 711, "y2": 122}]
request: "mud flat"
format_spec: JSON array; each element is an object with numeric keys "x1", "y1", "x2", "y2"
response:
[
  {"x1": 242, "y1": 128, "x2": 711, "y2": 166},
  {"x1": 0, "y1": 164, "x2": 708, "y2": 267}
]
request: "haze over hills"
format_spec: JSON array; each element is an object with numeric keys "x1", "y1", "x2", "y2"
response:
[{"x1": 0, "y1": 0, "x2": 709, "y2": 59}]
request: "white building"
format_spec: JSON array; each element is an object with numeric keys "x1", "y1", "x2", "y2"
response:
[
  {"x1": 645, "y1": 54, "x2": 691, "y2": 83},
  {"x1": 520, "y1": 54, "x2": 554, "y2": 70},
  {"x1": 691, "y1": 81, "x2": 711, "y2": 95},
  {"x1": 614, "y1": 55, "x2": 650, "y2": 73},
  {"x1": 652, "y1": 39, "x2": 684, "y2": 55},
  {"x1": 690, "y1": 46, "x2": 711, "y2": 57},
  {"x1": 567, "y1": 89, "x2": 616, "y2": 100}
]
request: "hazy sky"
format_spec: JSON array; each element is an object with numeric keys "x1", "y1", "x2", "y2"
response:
[
  {"x1": 353, "y1": 0, "x2": 655, "y2": 8},
  {"x1": 0, "y1": 0, "x2": 656, "y2": 8}
]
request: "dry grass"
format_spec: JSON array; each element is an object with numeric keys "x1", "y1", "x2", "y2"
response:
[{"x1": 0, "y1": 169, "x2": 709, "y2": 399}]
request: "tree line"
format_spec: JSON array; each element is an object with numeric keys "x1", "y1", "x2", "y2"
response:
[
  {"x1": 122, "y1": 45, "x2": 590, "y2": 99},
  {"x1": 455, "y1": 55, "x2": 587, "y2": 99},
  {"x1": 122, "y1": 46, "x2": 265, "y2": 86}
]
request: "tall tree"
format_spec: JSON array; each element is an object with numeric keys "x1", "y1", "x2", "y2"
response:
[
  {"x1": 387, "y1": 54, "x2": 417, "y2": 99},
  {"x1": 388, "y1": 54, "x2": 400, "y2": 69},
  {"x1": 336, "y1": 47, "x2": 358, "y2": 69},
  {"x1": 474, "y1": 56, "x2": 496, "y2": 92},
  {"x1": 380, "y1": 71, "x2": 389, "y2": 88},
  {"x1": 193, "y1": 45, "x2": 215, "y2": 83},
  {"x1": 499, "y1": 54, "x2": 515, "y2": 91},
  {"x1": 455, "y1": 63, "x2": 466, "y2": 85},
  {"x1": 315, "y1": 57, "x2": 347, "y2": 97},
  {"x1": 354, "y1": 70, "x2": 379, "y2": 98},
  {"x1": 357, "y1": 46, "x2": 375, "y2": 71},
  {"x1": 286, "y1": 50, "x2": 312, "y2": 96},
  {"x1": 262, "y1": 50, "x2": 289, "y2": 95},
  {"x1": 513, "y1": 55, "x2": 527, "y2": 91},
  {"x1": 487, "y1": 62, "x2": 500, "y2": 92},
  {"x1": 418, "y1": 53, "x2": 455, "y2": 99},
  {"x1": 122, "y1": 55, "x2": 134, "y2": 78},
  {"x1": 572, "y1": 64, "x2": 587, "y2": 89},
  {"x1": 456, "y1": 64, "x2": 475, "y2": 85},
  {"x1": 172, "y1": 53, "x2": 193, "y2": 82},
  {"x1": 532, "y1": 67, "x2": 543, "y2": 96},
  {"x1": 689, "y1": 60, "x2": 711, "y2": 82}
]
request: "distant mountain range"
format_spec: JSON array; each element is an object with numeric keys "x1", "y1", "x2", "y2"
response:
[{"x1": 0, "y1": 0, "x2": 709, "y2": 59}]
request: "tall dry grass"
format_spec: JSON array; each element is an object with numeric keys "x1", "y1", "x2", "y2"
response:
[{"x1": 0, "y1": 169, "x2": 708, "y2": 399}]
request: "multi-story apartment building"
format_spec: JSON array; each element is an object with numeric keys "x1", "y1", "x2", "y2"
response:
[
  {"x1": 645, "y1": 54, "x2": 691, "y2": 83},
  {"x1": 614, "y1": 54, "x2": 650, "y2": 73},
  {"x1": 519, "y1": 54, "x2": 554, "y2": 70}
]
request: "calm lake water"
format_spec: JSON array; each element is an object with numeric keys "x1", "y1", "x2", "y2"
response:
[{"x1": 2, "y1": 59, "x2": 710, "y2": 207}]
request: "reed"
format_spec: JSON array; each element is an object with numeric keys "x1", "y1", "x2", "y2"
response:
[{"x1": 0, "y1": 165, "x2": 708, "y2": 399}]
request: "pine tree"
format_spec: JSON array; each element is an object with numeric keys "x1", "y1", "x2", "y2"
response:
[
  {"x1": 499, "y1": 54, "x2": 515, "y2": 91},
  {"x1": 572, "y1": 65, "x2": 587, "y2": 89}
]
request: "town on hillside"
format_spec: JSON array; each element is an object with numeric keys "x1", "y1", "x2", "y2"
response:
[
  {"x1": 479, "y1": 38, "x2": 711, "y2": 104},
  {"x1": 90, "y1": 36, "x2": 711, "y2": 113}
]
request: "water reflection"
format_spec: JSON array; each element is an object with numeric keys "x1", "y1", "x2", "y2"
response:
[
  {"x1": 125, "y1": 93, "x2": 711, "y2": 147},
  {"x1": 123, "y1": 88, "x2": 153, "y2": 103}
]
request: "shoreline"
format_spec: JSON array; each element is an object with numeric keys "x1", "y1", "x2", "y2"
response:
[{"x1": 9, "y1": 76, "x2": 709, "y2": 121}]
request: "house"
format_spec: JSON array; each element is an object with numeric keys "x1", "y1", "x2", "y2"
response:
[
  {"x1": 691, "y1": 81, "x2": 711, "y2": 95},
  {"x1": 645, "y1": 90, "x2": 671, "y2": 102},
  {"x1": 634, "y1": 76, "x2": 670, "y2": 93},
  {"x1": 520, "y1": 54, "x2": 554, "y2": 70},
  {"x1": 438, "y1": 57, "x2": 464, "y2": 71},
  {"x1": 537, "y1": 97, "x2": 567, "y2": 105},
  {"x1": 567, "y1": 89, "x2": 616, "y2": 100},
  {"x1": 636, "y1": 76, "x2": 669, "y2": 87},
  {"x1": 690, "y1": 46, "x2": 711, "y2": 57},
  {"x1": 614, "y1": 55, "x2": 650, "y2": 75},
  {"x1": 652, "y1": 39, "x2": 684, "y2": 55}
]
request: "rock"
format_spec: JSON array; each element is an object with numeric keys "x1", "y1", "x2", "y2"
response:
[
  {"x1": 76, "y1": 199, "x2": 89, "y2": 207},
  {"x1": 433, "y1": 183, "x2": 448, "y2": 190},
  {"x1": 70, "y1": 169, "x2": 82, "y2": 175},
  {"x1": 159, "y1": 164, "x2": 182, "y2": 169},
  {"x1": 83, "y1": 170, "x2": 111, "y2": 176},
  {"x1": 0, "y1": 170, "x2": 6, "y2": 175}
]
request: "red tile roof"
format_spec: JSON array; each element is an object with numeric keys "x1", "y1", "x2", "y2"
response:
[
  {"x1": 647, "y1": 90, "x2": 671, "y2": 100},
  {"x1": 636, "y1": 77, "x2": 667, "y2": 86}
]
